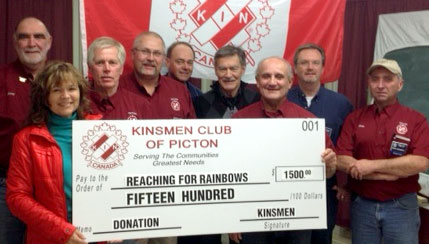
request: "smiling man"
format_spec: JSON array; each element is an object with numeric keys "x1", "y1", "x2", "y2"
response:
[
  {"x1": 121, "y1": 31, "x2": 195, "y2": 119},
  {"x1": 287, "y1": 43, "x2": 353, "y2": 244},
  {"x1": 336, "y1": 59, "x2": 429, "y2": 244},
  {"x1": 193, "y1": 45, "x2": 259, "y2": 119},
  {"x1": 88, "y1": 36, "x2": 152, "y2": 119},
  {"x1": 0, "y1": 16, "x2": 52, "y2": 244},
  {"x1": 165, "y1": 41, "x2": 202, "y2": 101},
  {"x1": 120, "y1": 31, "x2": 194, "y2": 244},
  {"x1": 230, "y1": 56, "x2": 337, "y2": 244},
  {"x1": 12, "y1": 17, "x2": 52, "y2": 77},
  {"x1": 178, "y1": 46, "x2": 259, "y2": 244}
]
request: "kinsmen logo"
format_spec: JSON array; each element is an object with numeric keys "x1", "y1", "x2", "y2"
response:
[
  {"x1": 127, "y1": 112, "x2": 138, "y2": 120},
  {"x1": 81, "y1": 122, "x2": 129, "y2": 170},
  {"x1": 169, "y1": 0, "x2": 274, "y2": 67},
  {"x1": 396, "y1": 122, "x2": 408, "y2": 135},
  {"x1": 171, "y1": 98, "x2": 181, "y2": 111}
]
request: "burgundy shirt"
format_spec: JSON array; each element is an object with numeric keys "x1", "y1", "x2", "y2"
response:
[
  {"x1": 0, "y1": 60, "x2": 33, "y2": 175},
  {"x1": 232, "y1": 100, "x2": 334, "y2": 149},
  {"x1": 120, "y1": 73, "x2": 196, "y2": 119},
  {"x1": 336, "y1": 101, "x2": 429, "y2": 201},
  {"x1": 90, "y1": 87, "x2": 153, "y2": 120}
]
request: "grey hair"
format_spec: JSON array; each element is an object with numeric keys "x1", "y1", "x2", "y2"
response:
[
  {"x1": 87, "y1": 36, "x2": 126, "y2": 65},
  {"x1": 14, "y1": 17, "x2": 51, "y2": 40},
  {"x1": 132, "y1": 31, "x2": 166, "y2": 53},
  {"x1": 214, "y1": 45, "x2": 246, "y2": 68}
]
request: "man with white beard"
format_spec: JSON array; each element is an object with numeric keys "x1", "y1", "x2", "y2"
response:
[{"x1": 0, "y1": 17, "x2": 52, "y2": 244}]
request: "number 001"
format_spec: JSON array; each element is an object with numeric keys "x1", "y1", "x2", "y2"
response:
[{"x1": 302, "y1": 120, "x2": 318, "y2": 131}]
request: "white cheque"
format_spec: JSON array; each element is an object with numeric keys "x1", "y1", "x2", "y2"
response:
[{"x1": 72, "y1": 118, "x2": 326, "y2": 242}]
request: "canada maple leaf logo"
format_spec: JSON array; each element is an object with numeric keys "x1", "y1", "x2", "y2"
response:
[
  {"x1": 170, "y1": 18, "x2": 186, "y2": 31},
  {"x1": 170, "y1": 0, "x2": 186, "y2": 14},
  {"x1": 256, "y1": 23, "x2": 270, "y2": 37},
  {"x1": 260, "y1": 5, "x2": 275, "y2": 19},
  {"x1": 177, "y1": 33, "x2": 192, "y2": 42},
  {"x1": 248, "y1": 39, "x2": 262, "y2": 52}
]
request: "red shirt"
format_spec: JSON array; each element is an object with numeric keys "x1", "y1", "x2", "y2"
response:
[
  {"x1": 336, "y1": 101, "x2": 429, "y2": 201},
  {"x1": 233, "y1": 100, "x2": 334, "y2": 149},
  {"x1": 0, "y1": 60, "x2": 33, "y2": 175},
  {"x1": 90, "y1": 87, "x2": 153, "y2": 120},
  {"x1": 120, "y1": 73, "x2": 196, "y2": 119}
]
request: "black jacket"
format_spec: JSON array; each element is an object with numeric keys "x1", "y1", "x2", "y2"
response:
[{"x1": 194, "y1": 81, "x2": 260, "y2": 118}]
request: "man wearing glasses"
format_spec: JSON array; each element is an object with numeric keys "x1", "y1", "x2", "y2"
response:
[
  {"x1": 287, "y1": 43, "x2": 353, "y2": 244},
  {"x1": 121, "y1": 31, "x2": 195, "y2": 119}
]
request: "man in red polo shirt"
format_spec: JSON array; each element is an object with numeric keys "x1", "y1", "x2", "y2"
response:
[
  {"x1": 88, "y1": 36, "x2": 152, "y2": 119},
  {"x1": 121, "y1": 31, "x2": 195, "y2": 119},
  {"x1": 0, "y1": 17, "x2": 52, "y2": 244},
  {"x1": 336, "y1": 59, "x2": 429, "y2": 244},
  {"x1": 165, "y1": 41, "x2": 202, "y2": 102},
  {"x1": 230, "y1": 56, "x2": 337, "y2": 244},
  {"x1": 121, "y1": 31, "x2": 195, "y2": 243}
]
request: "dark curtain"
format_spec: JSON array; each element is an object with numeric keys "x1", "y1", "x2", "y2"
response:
[
  {"x1": 0, "y1": 0, "x2": 72, "y2": 65},
  {"x1": 338, "y1": 0, "x2": 429, "y2": 109}
]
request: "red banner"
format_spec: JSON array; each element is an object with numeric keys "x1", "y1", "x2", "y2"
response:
[
  {"x1": 82, "y1": 0, "x2": 345, "y2": 83},
  {"x1": 284, "y1": 0, "x2": 345, "y2": 83}
]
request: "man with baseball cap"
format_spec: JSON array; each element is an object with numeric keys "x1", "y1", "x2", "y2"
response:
[{"x1": 336, "y1": 58, "x2": 429, "y2": 244}]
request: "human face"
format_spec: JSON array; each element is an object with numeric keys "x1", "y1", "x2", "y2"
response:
[
  {"x1": 14, "y1": 18, "x2": 52, "y2": 67},
  {"x1": 166, "y1": 44, "x2": 194, "y2": 82},
  {"x1": 215, "y1": 54, "x2": 245, "y2": 97},
  {"x1": 256, "y1": 58, "x2": 292, "y2": 108},
  {"x1": 294, "y1": 49, "x2": 324, "y2": 84},
  {"x1": 89, "y1": 46, "x2": 123, "y2": 96},
  {"x1": 48, "y1": 80, "x2": 80, "y2": 118},
  {"x1": 368, "y1": 67, "x2": 403, "y2": 108},
  {"x1": 132, "y1": 35, "x2": 164, "y2": 80}
]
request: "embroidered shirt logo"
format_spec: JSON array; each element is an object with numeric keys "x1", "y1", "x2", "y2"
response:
[
  {"x1": 396, "y1": 122, "x2": 408, "y2": 135},
  {"x1": 171, "y1": 98, "x2": 181, "y2": 111},
  {"x1": 127, "y1": 112, "x2": 138, "y2": 120}
]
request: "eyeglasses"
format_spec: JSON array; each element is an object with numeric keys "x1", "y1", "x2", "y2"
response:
[{"x1": 133, "y1": 48, "x2": 164, "y2": 58}]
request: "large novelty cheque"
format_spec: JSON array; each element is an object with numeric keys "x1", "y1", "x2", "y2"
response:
[{"x1": 72, "y1": 118, "x2": 327, "y2": 242}]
